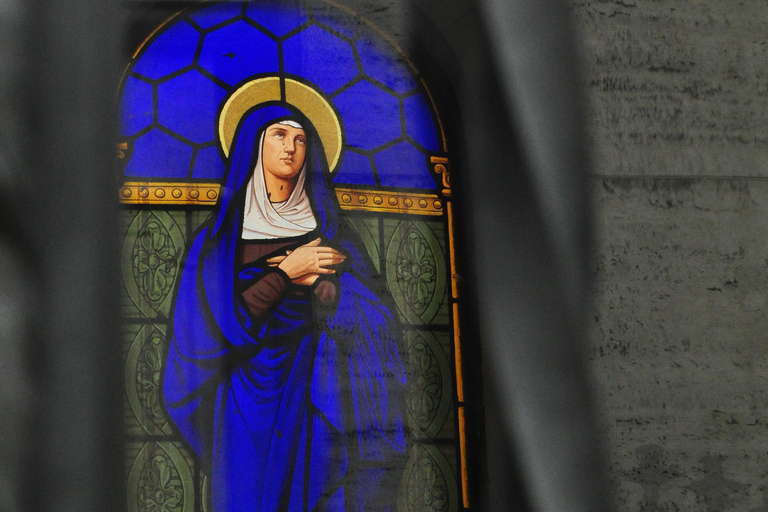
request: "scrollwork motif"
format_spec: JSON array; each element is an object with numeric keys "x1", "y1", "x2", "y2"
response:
[
  {"x1": 397, "y1": 230, "x2": 437, "y2": 314},
  {"x1": 385, "y1": 220, "x2": 447, "y2": 325},
  {"x1": 137, "y1": 449, "x2": 184, "y2": 512},
  {"x1": 402, "y1": 444, "x2": 458, "y2": 512},
  {"x1": 132, "y1": 218, "x2": 180, "y2": 306},
  {"x1": 136, "y1": 332, "x2": 166, "y2": 429},
  {"x1": 405, "y1": 336, "x2": 442, "y2": 432}
]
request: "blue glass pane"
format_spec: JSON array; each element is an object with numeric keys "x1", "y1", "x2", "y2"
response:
[
  {"x1": 245, "y1": 0, "x2": 308, "y2": 37},
  {"x1": 124, "y1": 129, "x2": 193, "y2": 178},
  {"x1": 198, "y1": 20, "x2": 279, "y2": 86},
  {"x1": 356, "y1": 32, "x2": 417, "y2": 94},
  {"x1": 133, "y1": 20, "x2": 200, "y2": 80},
  {"x1": 311, "y1": 5, "x2": 358, "y2": 39},
  {"x1": 191, "y1": 145, "x2": 226, "y2": 179},
  {"x1": 334, "y1": 81, "x2": 400, "y2": 151},
  {"x1": 374, "y1": 141, "x2": 435, "y2": 189},
  {"x1": 158, "y1": 70, "x2": 227, "y2": 144},
  {"x1": 284, "y1": 26, "x2": 358, "y2": 94},
  {"x1": 404, "y1": 93, "x2": 439, "y2": 152},
  {"x1": 332, "y1": 151, "x2": 376, "y2": 185},
  {"x1": 119, "y1": 77, "x2": 154, "y2": 137},
  {"x1": 189, "y1": 3, "x2": 242, "y2": 29}
]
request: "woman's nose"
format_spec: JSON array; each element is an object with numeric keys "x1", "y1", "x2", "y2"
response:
[{"x1": 284, "y1": 138, "x2": 295, "y2": 153}]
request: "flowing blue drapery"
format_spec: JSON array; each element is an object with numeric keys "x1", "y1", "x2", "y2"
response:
[{"x1": 163, "y1": 105, "x2": 406, "y2": 511}]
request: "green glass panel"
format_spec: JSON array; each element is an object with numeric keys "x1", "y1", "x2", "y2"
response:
[
  {"x1": 384, "y1": 219, "x2": 449, "y2": 325},
  {"x1": 122, "y1": 324, "x2": 145, "y2": 438},
  {"x1": 121, "y1": 210, "x2": 186, "y2": 319},
  {"x1": 127, "y1": 441, "x2": 196, "y2": 512},
  {"x1": 188, "y1": 209, "x2": 215, "y2": 234},
  {"x1": 399, "y1": 442, "x2": 459, "y2": 512},
  {"x1": 402, "y1": 329, "x2": 455, "y2": 440},
  {"x1": 344, "y1": 215, "x2": 381, "y2": 274},
  {"x1": 125, "y1": 324, "x2": 172, "y2": 436}
]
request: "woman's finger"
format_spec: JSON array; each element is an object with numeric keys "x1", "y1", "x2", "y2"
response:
[
  {"x1": 303, "y1": 238, "x2": 322, "y2": 247},
  {"x1": 317, "y1": 256, "x2": 346, "y2": 265},
  {"x1": 313, "y1": 247, "x2": 345, "y2": 256},
  {"x1": 266, "y1": 255, "x2": 286, "y2": 263}
]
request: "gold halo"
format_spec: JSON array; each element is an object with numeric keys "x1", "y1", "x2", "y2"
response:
[{"x1": 218, "y1": 77, "x2": 343, "y2": 172}]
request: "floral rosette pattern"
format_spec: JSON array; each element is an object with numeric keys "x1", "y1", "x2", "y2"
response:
[
  {"x1": 138, "y1": 452, "x2": 183, "y2": 512},
  {"x1": 132, "y1": 219, "x2": 179, "y2": 305},
  {"x1": 397, "y1": 231, "x2": 437, "y2": 312}
]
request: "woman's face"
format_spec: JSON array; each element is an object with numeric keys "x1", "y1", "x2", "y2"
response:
[{"x1": 261, "y1": 123, "x2": 307, "y2": 181}]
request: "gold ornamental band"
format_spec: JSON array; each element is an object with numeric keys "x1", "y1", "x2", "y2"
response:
[
  {"x1": 334, "y1": 188, "x2": 443, "y2": 216},
  {"x1": 120, "y1": 182, "x2": 444, "y2": 215},
  {"x1": 120, "y1": 181, "x2": 221, "y2": 206}
]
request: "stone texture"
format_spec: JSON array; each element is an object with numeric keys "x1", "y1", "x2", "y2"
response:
[
  {"x1": 573, "y1": 0, "x2": 768, "y2": 177},
  {"x1": 591, "y1": 178, "x2": 768, "y2": 510},
  {"x1": 572, "y1": 0, "x2": 768, "y2": 509}
]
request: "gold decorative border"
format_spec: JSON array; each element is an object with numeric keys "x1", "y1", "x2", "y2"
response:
[
  {"x1": 119, "y1": 182, "x2": 443, "y2": 214},
  {"x1": 334, "y1": 188, "x2": 443, "y2": 216},
  {"x1": 435, "y1": 159, "x2": 470, "y2": 507},
  {"x1": 119, "y1": 162, "x2": 449, "y2": 215},
  {"x1": 120, "y1": 182, "x2": 220, "y2": 206}
]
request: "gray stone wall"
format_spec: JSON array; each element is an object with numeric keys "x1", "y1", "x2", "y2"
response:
[{"x1": 573, "y1": 1, "x2": 768, "y2": 510}]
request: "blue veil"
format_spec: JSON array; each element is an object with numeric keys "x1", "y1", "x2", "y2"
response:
[{"x1": 163, "y1": 104, "x2": 406, "y2": 511}]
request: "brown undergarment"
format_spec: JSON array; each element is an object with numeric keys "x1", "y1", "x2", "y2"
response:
[{"x1": 239, "y1": 238, "x2": 337, "y2": 320}]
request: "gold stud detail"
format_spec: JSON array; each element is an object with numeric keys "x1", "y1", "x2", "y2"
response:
[
  {"x1": 121, "y1": 188, "x2": 132, "y2": 198},
  {"x1": 155, "y1": 188, "x2": 166, "y2": 198},
  {"x1": 373, "y1": 195, "x2": 383, "y2": 205},
  {"x1": 189, "y1": 189, "x2": 199, "y2": 199},
  {"x1": 172, "y1": 188, "x2": 182, "y2": 198},
  {"x1": 404, "y1": 198, "x2": 413, "y2": 208},
  {"x1": 419, "y1": 199, "x2": 428, "y2": 208},
  {"x1": 358, "y1": 195, "x2": 368, "y2": 204},
  {"x1": 388, "y1": 196, "x2": 398, "y2": 206},
  {"x1": 434, "y1": 200, "x2": 442, "y2": 210},
  {"x1": 207, "y1": 189, "x2": 217, "y2": 200},
  {"x1": 341, "y1": 193, "x2": 351, "y2": 203},
  {"x1": 138, "y1": 187, "x2": 149, "y2": 198}
]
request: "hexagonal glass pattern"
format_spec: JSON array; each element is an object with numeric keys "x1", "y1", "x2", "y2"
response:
[
  {"x1": 197, "y1": 20, "x2": 279, "y2": 86},
  {"x1": 120, "y1": 1, "x2": 443, "y2": 186},
  {"x1": 119, "y1": 76, "x2": 153, "y2": 137},
  {"x1": 356, "y1": 31, "x2": 418, "y2": 94},
  {"x1": 311, "y1": 3, "x2": 359, "y2": 39},
  {"x1": 245, "y1": 0, "x2": 309, "y2": 37},
  {"x1": 189, "y1": 2, "x2": 242, "y2": 29},
  {"x1": 283, "y1": 25, "x2": 359, "y2": 94},
  {"x1": 191, "y1": 145, "x2": 226, "y2": 179},
  {"x1": 374, "y1": 140, "x2": 436, "y2": 189},
  {"x1": 333, "y1": 150, "x2": 377, "y2": 185},
  {"x1": 404, "y1": 93, "x2": 440, "y2": 152},
  {"x1": 158, "y1": 69, "x2": 228, "y2": 144},
  {"x1": 132, "y1": 19, "x2": 200, "y2": 80},
  {"x1": 335, "y1": 80, "x2": 401, "y2": 151},
  {"x1": 124, "y1": 129, "x2": 193, "y2": 178}
]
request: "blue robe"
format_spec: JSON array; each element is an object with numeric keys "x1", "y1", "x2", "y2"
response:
[{"x1": 163, "y1": 105, "x2": 406, "y2": 512}]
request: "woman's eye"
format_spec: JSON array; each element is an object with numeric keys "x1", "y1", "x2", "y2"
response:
[
  {"x1": 296, "y1": 138, "x2": 306, "y2": 145},
  {"x1": 274, "y1": 132, "x2": 284, "y2": 139}
]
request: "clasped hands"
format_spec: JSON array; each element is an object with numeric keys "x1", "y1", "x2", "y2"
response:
[{"x1": 267, "y1": 238, "x2": 346, "y2": 286}]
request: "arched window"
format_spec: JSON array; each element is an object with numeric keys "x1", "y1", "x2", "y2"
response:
[{"x1": 118, "y1": 3, "x2": 474, "y2": 510}]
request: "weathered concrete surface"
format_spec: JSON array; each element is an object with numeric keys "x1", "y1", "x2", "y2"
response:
[
  {"x1": 573, "y1": 0, "x2": 768, "y2": 177},
  {"x1": 591, "y1": 178, "x2": 768, "y2": 510},
  {"x1": 572, "y1": 0, "x2": 768, "y2": 510}
]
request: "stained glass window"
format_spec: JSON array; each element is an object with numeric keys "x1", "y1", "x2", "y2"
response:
[{"x1": 118, "y1": 3, "x2": 473, "y2": 510}]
